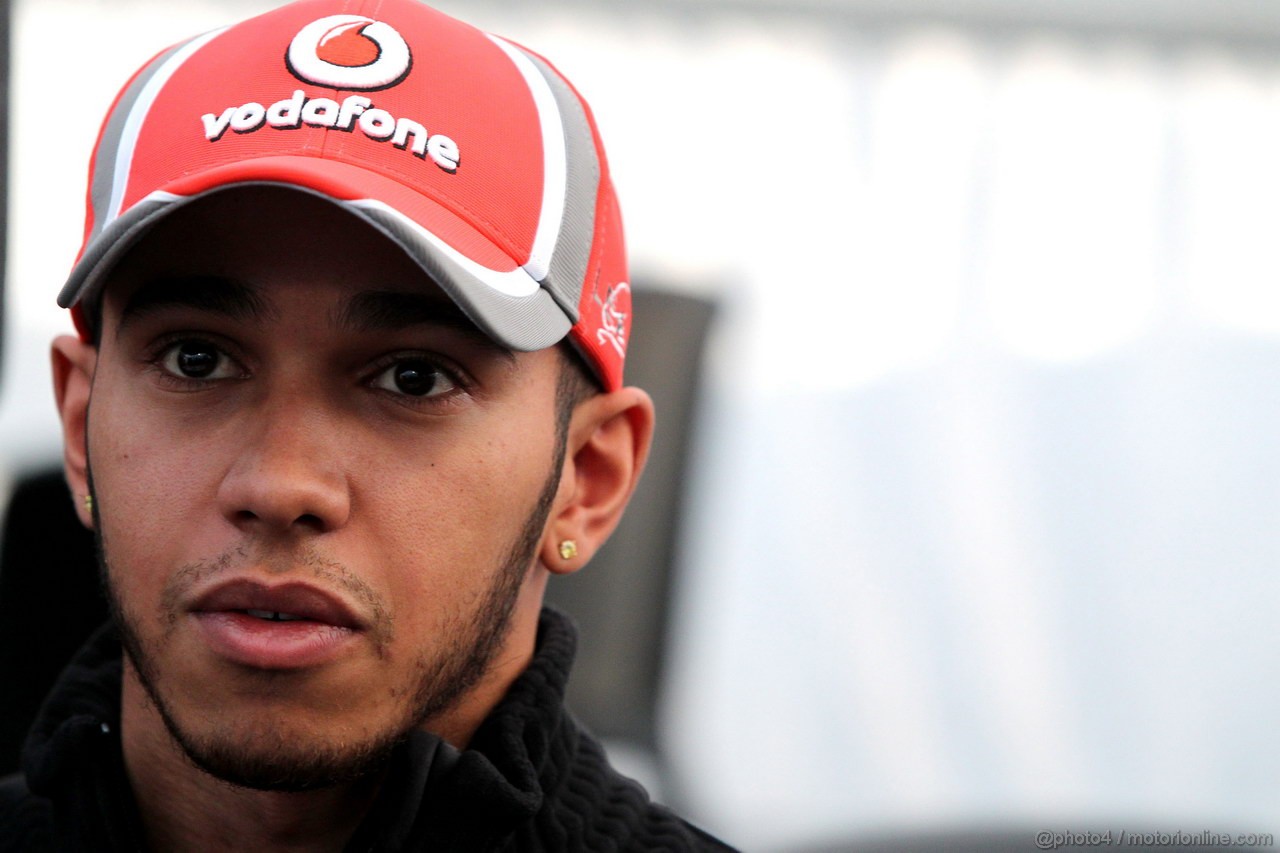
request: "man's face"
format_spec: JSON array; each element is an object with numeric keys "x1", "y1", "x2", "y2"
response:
[{"x1": 84, "y1": 186, "x2": 565, "y2": 790}]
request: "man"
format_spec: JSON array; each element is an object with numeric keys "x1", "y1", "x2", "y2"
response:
[{"x1": 0, "y1": 0, "x2": 733, "y2": 849}]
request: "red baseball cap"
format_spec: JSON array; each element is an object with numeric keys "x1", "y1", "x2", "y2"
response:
[{"x1": 57, "y1": 0, "x2": 631, "y2": 390}]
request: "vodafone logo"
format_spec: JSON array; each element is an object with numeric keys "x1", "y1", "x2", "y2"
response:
[
  {"x1": 287, "y1": 15, "x2": 412, "y2": 91},
  {"x1": 198, "y1": 13, "x2": 459, "y2": 173}
]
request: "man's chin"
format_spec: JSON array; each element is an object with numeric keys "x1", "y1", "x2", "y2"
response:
[
  {"x1": 167, "y1": 717, "x2": 402, "y2": 792},
  {"x1": 116, "y1": 625, "x2": 405, "y2": 791}
]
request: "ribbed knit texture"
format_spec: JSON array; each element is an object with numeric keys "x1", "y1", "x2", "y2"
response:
[{"x1": 0, "y1": 610, "x2": 735, "y2": 852}]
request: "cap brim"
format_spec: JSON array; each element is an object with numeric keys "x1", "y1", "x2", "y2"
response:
[{"x1": 59, "y1": 156, "x2": 573, "y2": 351}]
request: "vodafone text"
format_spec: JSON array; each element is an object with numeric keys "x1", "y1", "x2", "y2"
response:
[{"x1": 202, "y1": 90, "x2": 460, "y2": 173}]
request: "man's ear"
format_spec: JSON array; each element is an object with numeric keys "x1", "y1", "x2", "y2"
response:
[
  {"x1": 541, "y1": 387, "x2": 655, "y2": 574},
  {"x1": 51, "y1": 335, "x2": 97, "y2": 528}
]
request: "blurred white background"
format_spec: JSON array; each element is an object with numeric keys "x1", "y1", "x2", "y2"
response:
[{"x1": 4, "y1": 0, "x2": 1280, "y2": 849}]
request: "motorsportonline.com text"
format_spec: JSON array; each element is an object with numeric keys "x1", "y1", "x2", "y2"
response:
[{"x1": 1035, "y1": 829, "x2": 1274, "y2": 849}]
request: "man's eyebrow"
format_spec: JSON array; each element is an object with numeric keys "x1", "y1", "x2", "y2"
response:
[
  {"x1": 335, "y1": 290, "x2": 515, "y2": 361},
  {"x1": 117, "y1": 275, "x2": 275, "y2": 335}
]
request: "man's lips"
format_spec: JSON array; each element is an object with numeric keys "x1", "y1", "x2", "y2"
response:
[
  {"x1": 190, "y1": 579, "x2": 366, "y2": 630},
  {"x1": 188, "y1": 579, "x2": 367, "y2": 669}
]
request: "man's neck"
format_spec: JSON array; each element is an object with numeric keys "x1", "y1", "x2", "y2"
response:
[{"x1": 119, "y1": 669, "x2": 381, "y2": 853}]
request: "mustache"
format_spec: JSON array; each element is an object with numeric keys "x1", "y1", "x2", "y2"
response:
[{"x1": 157, "y1": 544, "x2": 395, "y2": 650}]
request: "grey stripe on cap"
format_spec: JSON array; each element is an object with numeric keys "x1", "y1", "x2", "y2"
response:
[
  {"x1": 353, "y1": 200, "x2": 572, "y2": 350},
  {"x1": 515, "y1": 49, "x2": 601, "y2": 324},
  {"x1": 87, "y1": 38, "x2": 198, "y2": 246},
  {"x1": 57, "y1": 194, "x2": 179, "y2": 310},
  {"x1": 63, "y1": 178, "x2": 577, "y2": 356},
  {"x1": 62, "y1": 182, "x2": 573, "y2": 351}
]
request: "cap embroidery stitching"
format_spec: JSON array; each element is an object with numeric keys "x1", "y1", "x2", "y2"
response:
[{"x1": 596, "y1": 282, "x2": 630, "y2": 358}]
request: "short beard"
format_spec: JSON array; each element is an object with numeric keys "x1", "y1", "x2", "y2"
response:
[{"x1": 93, "y1": 434, "x2": 567, "y2": 793}]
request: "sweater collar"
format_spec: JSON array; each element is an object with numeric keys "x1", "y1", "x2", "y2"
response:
[
  {"x1": 23, "y1": 621, "x2": 123, "y2": 797},
  {"x1": 350, "y1": 607, "x2": 583, "y2": 848},
  {"x1": 24, "y1": 608, "x2": 582, "y2": 850}
]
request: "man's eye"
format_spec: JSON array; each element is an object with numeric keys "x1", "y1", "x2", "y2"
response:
[
  {"x1": 372, "y1": 359, "x2": 457, "y2": 398},
  {"x1": 159, "y1": 340, "x2": 237, "y2": 380}
]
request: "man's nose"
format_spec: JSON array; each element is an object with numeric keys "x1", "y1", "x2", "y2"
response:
[{"x1": 216, "y1": 398, "x2": 352, "y2": 535}]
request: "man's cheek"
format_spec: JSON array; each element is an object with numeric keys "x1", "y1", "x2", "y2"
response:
[{"x1": 95, "y1": 474, "x2": 219, "y2": 594}]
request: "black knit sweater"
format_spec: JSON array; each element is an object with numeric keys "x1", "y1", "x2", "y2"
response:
[{"x1": 0, "y1": 609, "x2": 735, "y2": 851}]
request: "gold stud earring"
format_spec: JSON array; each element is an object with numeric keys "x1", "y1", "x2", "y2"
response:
[
  {"x1": 558, "y1": 540, "x2": 578, "y2": 561},
  {"x1": 83, "y1": 494, "x2": 93, "y2": 514}
]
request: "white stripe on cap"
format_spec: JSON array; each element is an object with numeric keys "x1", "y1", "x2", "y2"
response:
[
  {"x1": 347, "y1": 197, "x2": 541, "y2": 297},
  {"x1": 104, "y1": 27, "x2": 230, "y2": 224},
  {"x1": 486, "y1": 34, "x2": 566, "y2": 284}
]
